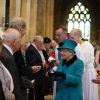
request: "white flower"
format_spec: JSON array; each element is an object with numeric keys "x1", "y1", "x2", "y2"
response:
[{"x1": 48, "y1": 56, "x2": 56, "y2": 62}]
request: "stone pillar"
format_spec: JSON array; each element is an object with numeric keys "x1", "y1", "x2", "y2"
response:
[
  {"x1": 20, "y1": 0, "x2": 38, "y2": 42},
  {"x1": 36, "y1": 0, "x2": 45, "y2": 36},
  {"x1": 15, "y1": 0, "x2": 21, "y2": 16},
  {"x1": 21, "y1": 0, "x2": 26, "y2": 18},
  {"x1": 9, "y1": 0, "x2": 16, "y2": 20},
  {"x1": 20, "y1": 0, "x2": 28, "y2": 42},
  {"x1": 0, "y1": 0, "x2": 5, "y2": 29},
  {"x1": 29, "y1": 0, "x2": 37, "y2": 41},
  {"x1": 36, "y1": 0, "x2": 54, "y2": 39},
  {"x1": 44, "y1": 0, "x2": 54, "y2": 38},
  {"x1": 25, "y1": 0, "x2": 31, "y2": 42},
  {"x1": 0, "y1": 0, "x2": 5, "y2": 20}
]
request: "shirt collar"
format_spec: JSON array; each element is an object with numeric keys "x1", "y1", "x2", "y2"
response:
[
  {"x1": 3, "y1": 44, "x2": 13, "y2": 55},
  {"x1": 32, "y1": 43, "x2": 38, "y2": 50}
]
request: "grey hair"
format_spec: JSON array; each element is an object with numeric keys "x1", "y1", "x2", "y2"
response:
[
  {"x1": 71, "y1": 28, "x2": 82, "y2": 37},
  {"x1": 9, "y1": 17, "x2": 26, "y2": 31},
  {"x1": 62, "y1": 27, "x2": 68, "y2": 34},
  {"x1": 3, "y1": 28, "x2": 20, "y2": 43},
  {"x1": 33, "y1": 35, "x2": 43, "y2": 43}
]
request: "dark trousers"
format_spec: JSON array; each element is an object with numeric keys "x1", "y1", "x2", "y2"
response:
[
  {"x1": 28, "y1": 78, "x2": 45, "y2": 100},
  {"x1": 0, "y1": 81, "x2": 5, "y2": 100}
]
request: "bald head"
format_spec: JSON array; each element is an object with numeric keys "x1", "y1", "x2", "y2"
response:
[
  {"x1": 9, "y1": 17, "x2": 26, "y2": 37},
  {"x1": 4, "y1": 28, "x2": 20, "y2": 42},
  {"x1": 70, "y1": 28, "x2": 82, "y2": 43},
  {"x1": 33, "y1": 35, "x2": 43, "y2": 43},
  {"x1": 3, "y1": 28, "x2": 21, "y2": 52}
]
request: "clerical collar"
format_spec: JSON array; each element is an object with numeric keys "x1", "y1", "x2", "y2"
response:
[{"x1": 62, "y1": 55, "x2": 77, "y2": 66}]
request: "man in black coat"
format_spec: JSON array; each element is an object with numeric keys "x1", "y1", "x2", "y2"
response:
[
  {"x1": 0, "y1": 28, "x2": 24, "y2": 100},
  {"x1": 25, "y1": 35, "x2": 45, "y2": 100},
  {"x1": 9, "y1": 17, "x2": 27, "y2": 76},
  {"x1": 9, "y1": 17, "x2": 40, "y2": 100},
  {"x1": 9, "y1": 17, "x2": 33, "y2": 100}
]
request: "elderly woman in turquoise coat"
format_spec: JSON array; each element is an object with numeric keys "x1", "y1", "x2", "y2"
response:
[{"x1": 49, "y1": 39, "x2": 84, "y2": 100}]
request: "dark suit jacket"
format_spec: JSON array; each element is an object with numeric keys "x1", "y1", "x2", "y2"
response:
[
  {"x1": 25, "y1": 44, "x2": 45, "y2": 100},
  {"x1": 14, "y1": 50, "x2": 25, "y2": 76},
  {"x1": 14, "y1": 49, "x2": 34, "y2": 92},
  {"x1": 14, "y1": 50, "x2": 34, "y2": 79},
  {"x1": 0, "y1": 46, "x2": 24, "y2": 100},
  {"x1": 25, "y1": 44, "x2": 44, "y2": 80},
  {"x1": 0, "y1": 80, "x2": 5, "y2": 100},
  {"x1": 42, "y1": 49, "x2": 49, "y2": 63}
]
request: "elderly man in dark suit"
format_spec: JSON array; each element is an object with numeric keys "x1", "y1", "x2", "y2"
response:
[
  {"x1": 0, "y1": 28, "x2": 24, "y2": 100},
  {"x1": 9, "y1": 18, "x2": 29, "y2": 99},
  {"x1": 25, "y1": 35, "x2": 45, "y2": 100},
  {"x1": 9, "y1": 17, "x2": 40, "y2": 100}
]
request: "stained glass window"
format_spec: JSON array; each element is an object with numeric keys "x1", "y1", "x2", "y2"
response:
[{"x1": 68, "y1": 2, "x2": 91, "y2": 40}]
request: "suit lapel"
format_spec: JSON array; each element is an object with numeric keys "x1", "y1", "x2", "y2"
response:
[{"x1": 31, "y1": 44, "x2": 42, "y2": 62}]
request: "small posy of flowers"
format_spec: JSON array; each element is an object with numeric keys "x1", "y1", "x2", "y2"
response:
[
  {"x1": 96, "y1": 70, "x2": 100, "y2": 76},
  {"x1": 48, "y1": 56, "x2": 56, "y2": 63}
]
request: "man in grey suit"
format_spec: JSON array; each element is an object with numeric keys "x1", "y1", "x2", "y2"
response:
[{"x1": 0, "y1": 28, "x2": 24, "y2": 100}]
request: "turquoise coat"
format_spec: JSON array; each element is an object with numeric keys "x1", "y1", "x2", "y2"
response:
[{"x1": 53, "y1": 56, "x2": 84, "y2": 100}]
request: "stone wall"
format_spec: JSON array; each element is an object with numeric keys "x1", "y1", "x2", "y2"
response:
[{"x1": 0, "y1": 0, "x2": 5, "y2": 29}]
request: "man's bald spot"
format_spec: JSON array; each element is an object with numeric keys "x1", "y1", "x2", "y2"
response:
[{"x1": 4, "y1": 28, "x2": 21, "y2": 42}]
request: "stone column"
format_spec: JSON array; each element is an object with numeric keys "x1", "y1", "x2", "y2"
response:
[
  {"x1": 36, "y1": 0, "x2": 45, "y2": 36},
  {"x1": 0, "y1": 0, "x2": 5, "y2": 20},
  {"x1": 20, "y1": 0, "x2": 28, "y2": 42},
  {"x1": 36, "y1": 0, "x2": 54, "y2": 38},
  {"x1": 25, "y1": 0, "x2": 31, "y2": 42},
  {"x1": 9, "y1": 0, "x2": 16, "y2": 20},
  {"x1": 44, "y1": 0, "x2": 54, "y2": 38},
  {"x1": 21, "y1": 0, "x2": 38, "y2": 42},
  {"x1": 15, "y1": 0, "x2": 21, "y2": 16},
  {"x1": 29, "y1": 0, "x2": 37, "y2": 41},
  {"x1": 0, "y1": 0, "x2": 5, "y2": 29}
]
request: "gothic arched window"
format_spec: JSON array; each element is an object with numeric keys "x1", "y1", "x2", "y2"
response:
[{"x1": 68, "y1": 2, "x2": 91, "y2": 40}]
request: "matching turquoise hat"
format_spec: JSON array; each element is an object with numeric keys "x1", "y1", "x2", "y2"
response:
[{"x1": 57, "y1": 39, "x2": 77, "y2": 52}]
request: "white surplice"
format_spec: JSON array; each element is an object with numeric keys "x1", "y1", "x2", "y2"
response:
[{"x1": 80, "y1": 41, "x2": 98, "y2": 100}]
